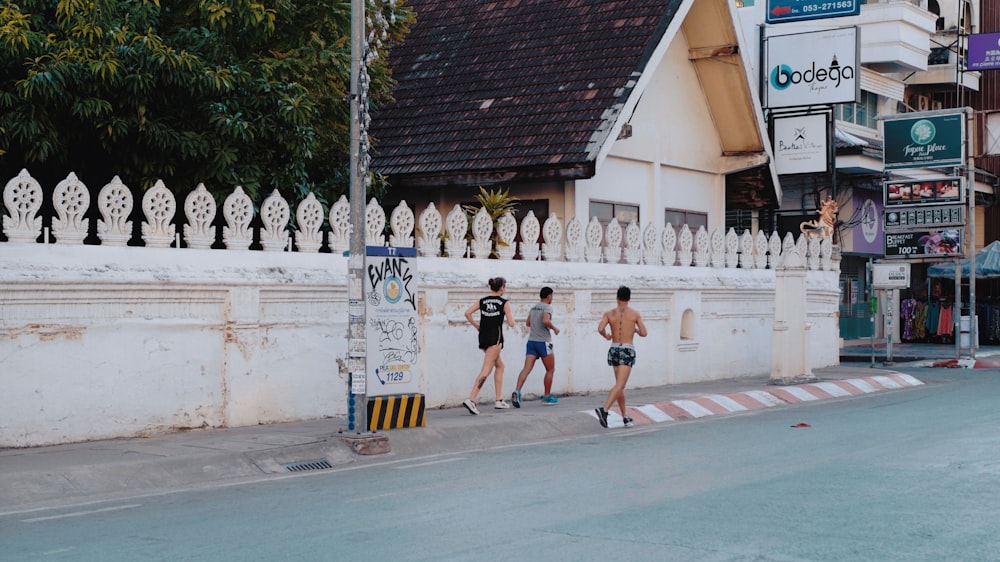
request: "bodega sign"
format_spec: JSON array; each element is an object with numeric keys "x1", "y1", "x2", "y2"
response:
[
  {"x1": 882, "y1": 111, "x2": 964, "y2": 170},
  {"x1": 763, "y1": 27, "x2": 859, "y2": 109}
]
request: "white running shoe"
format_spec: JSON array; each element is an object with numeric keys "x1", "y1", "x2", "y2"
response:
[
  {"x1": 463, "y1": 399, "x2": 480, "y2": 415},
  {"x1": 494, "y1": 400, "x2": 512, "y2": 409}
]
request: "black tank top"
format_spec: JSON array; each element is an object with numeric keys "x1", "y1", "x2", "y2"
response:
[{"x1": 478, "y1": 295, "x2": 507, "y2": 349}]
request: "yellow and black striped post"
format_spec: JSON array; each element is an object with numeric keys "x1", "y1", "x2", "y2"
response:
[{"x1": 367, "y1": 393, "x2": 426, "y2": 430}]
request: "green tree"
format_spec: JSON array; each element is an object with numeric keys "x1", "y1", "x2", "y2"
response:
[{"x1": 0, "y1": 0, "x2": 412, "y2": 207}]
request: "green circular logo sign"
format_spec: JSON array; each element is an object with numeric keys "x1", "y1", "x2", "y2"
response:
[{"x1": 910, "y1": 119, "x2": 936, "y2": 145}]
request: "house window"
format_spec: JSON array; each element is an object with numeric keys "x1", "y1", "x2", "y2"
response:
[
  {"x1": 834, "y1": 90, "x2": 878, "y2": 129},
  {"x1": 665, "y1": 208, "x2": 707, "y2": 232},
  {"x1": 590, "y1": 200, "x2": 639, "y2": 227}
]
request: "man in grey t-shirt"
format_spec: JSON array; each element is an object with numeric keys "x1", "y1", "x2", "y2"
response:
[{"x1": 512, "y1": 287, "x2": 561, "y2": 407}]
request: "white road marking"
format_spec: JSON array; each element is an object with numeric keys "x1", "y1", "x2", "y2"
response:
[
  {"x1": 844, "y1": 378, "x2": 879, "y2": 393},
  {"x1": 637, "y1": 404, "x2": 673, "y2": 422},
  {"x1": 782, "y1": 386, "x2": 820, "y2": 401},
  {"x1": 21, "y1": 503, "x2": 141, "y2": 523},
  {"x1": 744, "y1": 390, "x2": 785, "y2": 407},
  {"x1": 894, "y1": 373, "x2": 925, "y2": 386},
  {"x1": 392, "y1": 457, "x2": 466, "y2": 469},
  {"x1": 814, "y1": 382, "x2": 853, "y2": 397},
  {"x1": 870, "y1": 375, "x2": 902, "y2": 389},
  {"x1": 705, "y1": 394, "x2": 748, "y2": 412},
  {"x1": 672, "y1": 400, "x2": 714, "y2": 418}
]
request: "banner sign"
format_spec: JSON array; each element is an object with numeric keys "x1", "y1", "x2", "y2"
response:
[
  {"x1": 884, "y1": 229, "x2": 962, "y2": 258},
  {"x1": 882, "y1": 112, "x2": 964, "y2": 169},
  {"x1": 772, "y1": 113, "x2": 829, "y2": 175},
  {"x1": 763, "y1": 27, "x2": 859, "y2": 109},
  {"x1": 766, "y1": 0, "x2": 860, "y2": 24},
  {"x1": 968, "y1": 33, "x2": 1000, "y2": 71},
  {"x1": 365, "y1": 246, "x2": 420, "y2": 396},
  {"x1": 885, "y1": 205, "x2": 964, "y2": 229},
  {"x1": 851, "y1": 191, "x2": 883, "y2": 255},
  {"x1": 884, "y1": 177, "x2": 964, "y2": 207}
]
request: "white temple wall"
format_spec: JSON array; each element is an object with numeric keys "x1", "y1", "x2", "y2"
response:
[
  {"x1": 0, "y1": 170, "x2": 841, "y2": 446},
  {"x1": 0, "y1": 244, "x2": 838, "y2": 447}
]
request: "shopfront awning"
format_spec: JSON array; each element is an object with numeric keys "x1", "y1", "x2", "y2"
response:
[{"x1": 927, "y1": 240, "x2": 1000, "y2": 279}]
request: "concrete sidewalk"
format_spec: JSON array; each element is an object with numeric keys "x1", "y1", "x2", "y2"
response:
[
  {"x1": 0, "y1": 364, "x2": 923, "y2": 513},
  {"x1": 840, "y1": 339, "x2": 1000, "y2": 367}
]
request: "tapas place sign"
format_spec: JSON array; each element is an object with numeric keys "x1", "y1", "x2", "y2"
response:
[{"x1": 883, "y1": 112, "x2": 965, "y2": 170}]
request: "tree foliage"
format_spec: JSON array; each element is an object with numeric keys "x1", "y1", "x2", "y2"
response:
[{"x1": 0, "y1": 0, "x2": 413, "y2": 207}]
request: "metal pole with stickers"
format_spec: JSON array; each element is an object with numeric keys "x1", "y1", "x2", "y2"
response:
[{"x1": 871, "y1": 263, "x2": 910, "y2": 365}]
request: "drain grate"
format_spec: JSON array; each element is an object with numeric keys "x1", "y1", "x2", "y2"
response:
[{"x1": 281, "y1": 459, "x2": 333, "y2": 472}]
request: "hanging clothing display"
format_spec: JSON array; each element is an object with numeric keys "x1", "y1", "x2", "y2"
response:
[{"x1": 899, "y1": 298, "x2": 954, "y2": 342}]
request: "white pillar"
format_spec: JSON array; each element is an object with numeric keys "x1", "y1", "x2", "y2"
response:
[{"x1": 770, "y1": 247, "x2": 817, "y2": 385}]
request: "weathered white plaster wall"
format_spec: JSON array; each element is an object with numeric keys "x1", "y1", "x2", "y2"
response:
[
  {"x1": 576, "y1": 28, "x2": 730, "y2": 229},
  {"x1": 0, "y1": 244, "x2": 839, "y2": 447}
]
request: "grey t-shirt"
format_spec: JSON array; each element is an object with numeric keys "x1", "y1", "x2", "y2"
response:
[{"x1": 527, "y1": 301, "x2": 554, "y2": 342}]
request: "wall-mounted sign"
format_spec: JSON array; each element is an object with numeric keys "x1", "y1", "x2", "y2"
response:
[
  {"x1": 884, "y1": 177, "x2": 964, "y2": 207},
  {"x1": 851, "y1": 191, "x2": 884, "y2": 255},
  {"x1": 763, "y1": 27, "x2": 859, "y2": 109},
  {"x1": 884, "y1": 229, "x2": 963, "y2": 258},
  {"x1": 365, "y1": 246, "x2": 420, "y2": 396},
  {"x1": 872, "y1": 262, "x2": 911, "y2": 289},
  {"x1": 968, "y1": 33, "x2": 1000, "y2": 71},
  {"x1": 766, "y1": 0, "x2": 861, "y2": 24},
  {"x1": 885, "y1": 205, "x2": 964, "y2": 229},
  {"x1": 772, "y1": 113, "x2": 829, "y2": 175},
  {"x1": 882, "y1": 112, "x2": 965, "y2": 169}
]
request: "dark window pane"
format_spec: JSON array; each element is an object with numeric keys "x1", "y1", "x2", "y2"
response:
[{"x1": 590, "y1": 201, "x2": 614, "y2": 221}]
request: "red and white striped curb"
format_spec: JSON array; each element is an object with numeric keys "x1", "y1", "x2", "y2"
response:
[{"x1": 591, "y1": 373, "x2": 924, "y2": 428}]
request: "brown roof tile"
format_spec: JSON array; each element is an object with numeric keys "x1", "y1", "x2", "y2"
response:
[{"x1": 370, "y1": 0, "x2": 684, "y2": 183}]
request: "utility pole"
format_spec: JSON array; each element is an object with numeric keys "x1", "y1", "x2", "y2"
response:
[{"x1": 348, "y1": 0, "x2": 368, "y2": 434}]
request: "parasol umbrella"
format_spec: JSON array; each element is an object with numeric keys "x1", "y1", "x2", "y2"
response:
[{"x1": 927, "y1": 240, "x2": 1000, "y2": 279}]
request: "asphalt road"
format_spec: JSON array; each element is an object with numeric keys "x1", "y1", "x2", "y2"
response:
[{"x1": 3, "y1": 367, "x2": 999, "y2": 561}]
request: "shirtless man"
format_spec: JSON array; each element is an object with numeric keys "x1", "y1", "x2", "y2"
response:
[{"x1": 595, "y1": 286, "x2": 648, "y2": 428}]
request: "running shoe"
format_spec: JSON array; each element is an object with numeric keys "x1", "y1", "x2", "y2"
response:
[
  {"x1": 595, "y1": 407, "x2": 609, "y2": 428},
  {"x1": 512, "y1": 390, "x2": 521, "y2": 408},
  {"x1": 623, "y1": 416, "x2": 634, "y2": 428},
  {"x1": 494, "y1": 400, "x2": 512, "y2": 409},
  {"x1": 540, "y1": 394, "x2": 559, "y2": 404},
  {"x1": 463, "y1": 399, "x2": 480, "y2": 415}
]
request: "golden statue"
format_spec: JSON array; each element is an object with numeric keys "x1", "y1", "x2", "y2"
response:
[{"x1": 800, "y1": 196, "x2": 837, "y2": 241}]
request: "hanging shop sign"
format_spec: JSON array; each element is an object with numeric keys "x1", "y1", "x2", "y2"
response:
[
  {"x1": 884, "y1": 229, "x2": 963, "y2": 259},
  {"x1": 365, "y1": 246, "x2": 420, "y2": 396},
  {"x1": 763, "y1": 27, "x2": 859, "y2": 109},
  {"x1": 765, "y1": 0, "x2": 860, "y2": 24},
  {"x1": 884, "y1": 177, "x2": 964, "y2": 207},
  {"x1": 967, "y1": 33, "x2": 1000, "y2": 71},
  {"x1": 772, "y1": 112, "x2": 829, "y2": 175},
  {"x1": 882, "y1": 112, "x2": 965, "y2": 170}
]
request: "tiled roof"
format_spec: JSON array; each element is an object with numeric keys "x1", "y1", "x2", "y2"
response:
[{"x1": 370, "y1": 0, "x2": 684, "y2": 184}]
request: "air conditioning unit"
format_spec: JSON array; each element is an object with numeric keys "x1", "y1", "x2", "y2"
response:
[
  {"x1": 918, "y1": 95, "x2": 931, "y2": 111},
  {"x1": 932, "y1": 100, "x2": 943, "y2": 111}
]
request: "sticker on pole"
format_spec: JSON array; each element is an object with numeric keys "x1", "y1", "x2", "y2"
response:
[{"x1": 351, "y1": 372, "x2": 366, "y2": 394}]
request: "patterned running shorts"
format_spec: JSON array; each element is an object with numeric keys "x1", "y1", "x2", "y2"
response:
[{"x1": 607, "y1": 345, "x2": 636, "y2": 367}]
